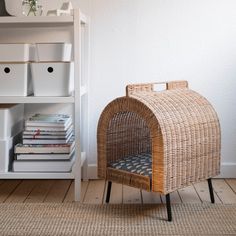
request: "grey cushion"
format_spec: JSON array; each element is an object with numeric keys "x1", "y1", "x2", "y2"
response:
[{"x1": 109, "y1": 153, "x2": 152, "y2": 178}]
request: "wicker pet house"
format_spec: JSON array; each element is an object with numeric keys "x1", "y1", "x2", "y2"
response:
[{"x1": 97, "y1": 80, "x2": 221, "y2": 221}]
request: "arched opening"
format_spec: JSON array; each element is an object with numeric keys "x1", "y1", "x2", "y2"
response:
[{"x1": 106, "y1": 111, "x2": 151, "y2": 165}]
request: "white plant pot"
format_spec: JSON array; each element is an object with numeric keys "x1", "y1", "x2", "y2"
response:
[
  {"x1": 4, "y1": 0, "x2": 22, "y2": 16},
  {"x1": 36, "y1": 43, "x2": 72, "y2": 62},
  {"x1": 0, "y1": 44, "x2": 30, "y2": 62},
  {"x1": 31, "y1": 62, "x2": 74, "y2": 96},
  {"x1": 0, "y1": 63, "x2": 33, "y2": 96}
]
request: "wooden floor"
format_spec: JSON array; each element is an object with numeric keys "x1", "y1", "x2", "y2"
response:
[{"x1": 0, "y1": 179, "x2": 235, "y2": 204}]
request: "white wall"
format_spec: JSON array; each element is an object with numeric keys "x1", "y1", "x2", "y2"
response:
[{"x1": 75, "y1": 0, "x2": 236, "y2": 178}]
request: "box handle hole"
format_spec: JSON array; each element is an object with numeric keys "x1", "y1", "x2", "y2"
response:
[
  {"x1": 4, "y1": 67, "x2": 10, "y2": 74},
  {"x1": 47, "y1": 67, "x2": 54, "y2": 73}
]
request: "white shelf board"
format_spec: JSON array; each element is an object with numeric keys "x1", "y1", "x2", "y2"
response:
[
  {"x1": 0, "y1": 172, "x2": 74, "y2": 179},
  {"x1": 0, "y1": 96, "x2": 75, "y2": 104},
  {"x1": 0, "y1": 16, "x2": 73, "y2": 26}
]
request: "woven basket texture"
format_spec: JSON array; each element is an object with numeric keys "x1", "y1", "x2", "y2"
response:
[{"x1": 97, "y1": 81, "x2": 221, "y2": 194}]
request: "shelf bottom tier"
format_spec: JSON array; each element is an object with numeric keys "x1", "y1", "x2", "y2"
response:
[{"x1": 0, "y1": 172, "x2": 75, "y2": 179}]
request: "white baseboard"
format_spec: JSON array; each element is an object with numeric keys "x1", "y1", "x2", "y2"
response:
[
  {"x1": 87, "y1": 164, "x2": 98, "y2": 179},
  {"x1": 216, "y1": 163, "x2": 236, "y2": 178},
  {"x1": 86, "y1": 163, "x2": 236, "y2": 179}
]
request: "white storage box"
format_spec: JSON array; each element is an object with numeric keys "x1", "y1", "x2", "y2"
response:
[
  {"x1": 36, "y1": 43, "x2": 72, "y2": 62},
  {"x1": 0, "y1": 44, "x2": 30, "y2": 62},
  {"x1": 0, "y1": 63, "x2": 33, "y2": 96},
  {"x1": 31, "y1": 62, "x2": 74, "y2": 96},
  {"x1": 0, "y1": 104, "x2": 24, "y2": 139},
  {"x1": 0, "y1": 133, "x2": 22, "y2": 173}
]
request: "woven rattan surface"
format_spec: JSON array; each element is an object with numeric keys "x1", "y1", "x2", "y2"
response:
[{"x1": 97, "y1": 81, "x2": 221, "y2": 194}]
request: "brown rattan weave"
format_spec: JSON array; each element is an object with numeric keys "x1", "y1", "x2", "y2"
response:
[{"x1": 97, "y1": 81, "x2": 221, "y2": 194}]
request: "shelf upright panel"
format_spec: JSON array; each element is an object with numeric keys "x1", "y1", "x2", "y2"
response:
[
  {"x1": 73, "y1": 9, "x2": 82, "y2": 202},
  {"x1": 81, "y1": 15, "x2": 90, "y2": 181}
]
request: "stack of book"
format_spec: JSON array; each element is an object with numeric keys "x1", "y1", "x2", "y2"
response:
[{"x1": 13, "y1": 114, "x2": 75, "y2": 172}]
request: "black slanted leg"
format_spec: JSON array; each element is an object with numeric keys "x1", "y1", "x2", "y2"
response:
[
  {"x1": 106, "y1": 181, "x2": 112, "y2": 203},
  {"x1": 166, "y1": 193, "x2": 172, "y2": 222},
  {"x1": 207, "y1": 178, "x2": 215, "y2": 203}
]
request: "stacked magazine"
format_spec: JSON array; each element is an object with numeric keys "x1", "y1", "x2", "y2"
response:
[{"x1": 13, "y1": 114, "x2": 75, "y2": 172}]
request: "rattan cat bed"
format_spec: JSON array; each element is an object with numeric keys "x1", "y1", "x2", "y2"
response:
[{"x1": 97, "y1": 80, "x2": 221, "y2": 221}]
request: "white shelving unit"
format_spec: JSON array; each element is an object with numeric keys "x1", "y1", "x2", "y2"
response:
[{"x1": 0, "y1": 9, "x2": 89, "y2": 201}]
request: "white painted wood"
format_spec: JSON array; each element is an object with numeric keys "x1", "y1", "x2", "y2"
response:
[
  {"x1": 0, "y1": 172, "x2": 74, "y2": 179},
  {"x1": 80, "y1": 16, "x2": 90, "y2": 180},
  {"x1": 0, "y1": 16, "x2": 73, "y2": 25},
  {"x1": 72, "y1": 8, "x2": 82, "y2": 201},
  {"x1": 0, "y1": 96, "x2": 74, "y2": 104},
  {"x1": 0, "y1": 9, "x2": 89, "y2": 203}
]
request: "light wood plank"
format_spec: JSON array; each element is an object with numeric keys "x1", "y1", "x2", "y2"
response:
[
  {"x1": 0, "y1": 180, "x2": 21, "y2": 202},
  {"x1": 25, "y1": 180, "x2": 54, "y2": 203},
  {"x1": 63, "y1": 181, "x2": 74, "y2": 203},
  {"x1": 108, "y1": 182, "x2": 123, "y2": 204},
  {"x1": 225, "y1": 179, "x2": 236, "y2": 193},
  {"x1": 194, "y1": 181, "x2": 221, "y2": 203},
  {"x1": 142, "y1": 190, "x2": 162, "y2": 204},
  {"x1": 212, "y1": 179, "x2": 236, "y2": 204},
  {"x1": 64, "y1": 181, "x2": 89, "y2": 203},
  {"x1": 44, "y1": 180, "x2": 71, "y2": 203},
  {"x1": 161, "y1": 191, "x2": 182, "y2": 204},
  {"x1": 5, "y1": 180, "x2": 37, "y2": 203},
  {"x1": 178, "y1": 185, "x2": 201, "y2": 203},
  {"x1": 123, "y1": 185, "x2": 142, "y2": 204},
  {"x1": 83, "y1": 180, "x2": 105, "y2": 204}
]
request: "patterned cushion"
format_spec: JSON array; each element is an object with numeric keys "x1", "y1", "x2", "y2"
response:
[{"x1": 109, "y1": 153, "x2": 152, "y2": 178}]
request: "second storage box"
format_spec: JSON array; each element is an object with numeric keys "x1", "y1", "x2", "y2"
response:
[{"x1": 31, "y1": 62, "x2": 74, "y2": 96}]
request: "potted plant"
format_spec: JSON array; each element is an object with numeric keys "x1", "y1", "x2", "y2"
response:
[{"x1": 22, "y1": 0, "x2": 42, "y2": 16}]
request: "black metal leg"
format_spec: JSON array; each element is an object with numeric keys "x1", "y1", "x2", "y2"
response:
[
  {"x1": 166, "y1": 193, "x2": 172, "y2": 222},
  {"x1": 105, "y1": 181, "x2": 112, "y2": 203},
  {"x1": 207, "y1": 178, "x2": 215, "y2": 203}
]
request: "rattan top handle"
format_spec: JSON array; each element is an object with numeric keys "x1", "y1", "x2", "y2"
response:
[{"x1": 126, "y1": 80, "x2": 188, "y2": 97}]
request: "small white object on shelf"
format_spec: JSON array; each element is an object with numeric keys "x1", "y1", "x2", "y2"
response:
[
  {"x1": 0, "y1": 63, "x2": 33, "y2": 96},
  {"x1": 0, "y1": 133, "x2": 22, "y2": 172},
  {"x1": 0, "y1": 44, "x2": 30, "y2": 62},
  {"x1": 47, "y1": 2, "x2": 73, "y2": 17},
  {"x1": 31, "y1": 62, "x2": 74, "y2": 96},
  {"x1": 0, "y1": 104, "x2": 24, "y2": 139},
  {"x1": 35, "y1": 43, "x2": 72, "y2": 62},
  {"x1": 4, "y1": 0, "x2": 22, "y2": 16}
]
